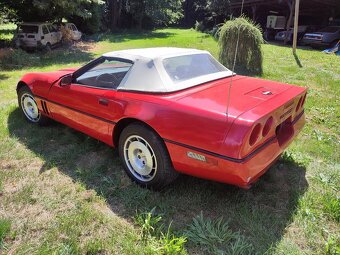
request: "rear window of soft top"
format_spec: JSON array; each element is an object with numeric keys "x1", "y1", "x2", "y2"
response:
[{"x1": 163, "y1": 54, "x2": 227, "y2": 83}]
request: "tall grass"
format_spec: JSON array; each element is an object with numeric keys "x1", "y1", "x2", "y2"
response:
[
  {"x1": 0, "y1": 219, "x2": 11, "y2": 248},
  {"x1": 218, "y1": 16, "x2": 263, "y2": 75}
]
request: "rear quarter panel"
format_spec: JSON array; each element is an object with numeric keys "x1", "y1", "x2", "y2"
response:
[{"x1": 115, "y1": 91, "x2": 231, "y2": 156}]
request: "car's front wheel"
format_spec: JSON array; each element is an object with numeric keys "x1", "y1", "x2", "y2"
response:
[
  {"x1": 118, "y1": 123, "x2": 179, "y2": 190},
  {"x1": 18, "y1": 86, "x2": 49, "y2": 125}
]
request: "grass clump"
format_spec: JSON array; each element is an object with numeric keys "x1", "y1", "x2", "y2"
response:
[
  {"x1": 134, "y1": 208, "x2": 187, "y2": 254},
  {"x1": 324, "y1": 235, "x2": 340, "y2": 255},
  {"x1": 218, "y1": 16, "x2": 263, "y2": 75},
  {"x1": 0, "y1": 219, "x2": 11, "y2": 247},
  {"x1": 134, "y1": 207, "x2": 163, "y2": 241},
  {"x1": 322, "y1": 193, "x2": 340, "y2": 222},
  {"x1": 185, "y1": 213, "x2": 254, "y2": 255}
]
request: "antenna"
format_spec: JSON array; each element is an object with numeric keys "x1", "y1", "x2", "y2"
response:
[{"x1": 226, "y1": 0, "x2": 245, "y2": 119}]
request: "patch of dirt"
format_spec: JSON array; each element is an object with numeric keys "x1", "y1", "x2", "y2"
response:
[{"x1": 72, "y1": 41, "x2": 96, "y2": 52}]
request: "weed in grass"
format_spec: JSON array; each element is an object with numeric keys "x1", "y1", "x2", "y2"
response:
[
  {"x1": 134, "y1": 208, "x2": 187, "y2": 254},
  {"x1": 84, "y1": 239, "x2": 106, "y2": 255},
  {"x1": 322, "y1": 193, "x2": 340, "y2": 223},
  {"x1": 315, "y1": 170, "x2": 340, "y2": 191},
  {"x1": 161, "y1": 224, "x2": 187, "y2": 255},
  {"x1": 134, "y1": 207, "x2": 163, "y2": 241},
  {"x1": 0, "y1": 218, "x2": 11, "y2": 248},
  {"x1": 57, "y1": 240, "x2": 81, "y2": 255},
  {"x1": 324, "y1": 235, "x2": 340, "y2": 255},
  {"x1": 281, "y1": 151, "x2": 295, "y2": 164},
  {"x1": 185, "y1": 212, "x2": 255, "y2": 255}
]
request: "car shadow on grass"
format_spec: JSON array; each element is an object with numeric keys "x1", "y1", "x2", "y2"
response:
[{"x1": 7, "y1": 108, "x2": 308, "y2": 254}]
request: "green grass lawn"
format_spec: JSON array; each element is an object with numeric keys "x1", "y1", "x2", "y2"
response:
[{"x1": 0, "y1": 28, "x2": 339, "y2": 255}]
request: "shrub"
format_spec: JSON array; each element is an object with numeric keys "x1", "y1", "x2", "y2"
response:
[
  {"x1": 69, "y1": 3, "x2": 102, "y2": 34},
  {"x1": 218, "y1": 16, "x2": 264, "y2": 75},
  {"x1": 60, "y1": 26, "x2": 74, "y2": 44}
]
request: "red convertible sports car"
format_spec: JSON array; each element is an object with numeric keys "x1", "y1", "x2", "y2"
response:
[{"x1": 17, "y1": 47, "x2": 307, "y2": 189}]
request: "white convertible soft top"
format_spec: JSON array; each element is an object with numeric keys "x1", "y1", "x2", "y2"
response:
[{"x1": 102, "y1": 47, "x2": 233, "y2": 93}]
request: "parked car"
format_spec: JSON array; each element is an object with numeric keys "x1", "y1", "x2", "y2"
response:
[
  {"x1": 264, "y1": 15, "x2": 286, "y2": 41},
  {"x1": 14, "y1": 22, "x2": 62, "y2": 51},
  {"x1": 64, "y1": 23, "x2": 82, "y2": 41},
  {"x1": 275, "y1": 26, "x2": 308, "y2": 43},
  {"x1": 16, "y1": 47, "x2": 307, "y2": 189},
  {"x1": 302, "y1": 26, "x2": 340, "y2": 48}
]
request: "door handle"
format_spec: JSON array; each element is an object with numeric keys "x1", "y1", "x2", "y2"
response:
[{"x1": 99, "y1": 98, "x2": 109, "y2": 106}]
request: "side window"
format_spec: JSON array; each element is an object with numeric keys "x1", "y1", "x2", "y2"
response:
[
  {"x1": 42, "y1": 25, "x2": 49, "y2": 35},
  {"x1": 75, "y1": 59, "x2": 133, "y2": 89},
  {"x1": 48, "y1": 25, "x2": 56, "y2": 32}
]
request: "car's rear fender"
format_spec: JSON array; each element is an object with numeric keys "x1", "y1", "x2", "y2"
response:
[{"x1": 225, "y1": 86, "x2": 307, "y2": 159}]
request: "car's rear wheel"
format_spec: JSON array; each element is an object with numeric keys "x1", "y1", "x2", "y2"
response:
[
  {"x1": 118, "y1": 123, "x2": 179, "y2": 189},
  {"x1": 18, "y1": 86, "x2": 49, "y2": 125}
]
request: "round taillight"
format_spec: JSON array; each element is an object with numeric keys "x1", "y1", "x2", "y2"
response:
[
  {"x1": 249, "y1": 123, "x2": 261, "y2": 146},
  {"x1": 296, "y1": 97, "x2": 302, "y2": 112},
  {"x1": 262, "y1": 117, "x2": 273, "y2": 137}
]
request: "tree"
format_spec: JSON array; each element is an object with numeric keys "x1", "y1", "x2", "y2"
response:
[
  {"x1": 126, "y1": 0, "x2": 183, "y2": 30},
  {"x1": 0, "y1": 0, "x2": 103, "y2": 23},
  {"x1": 181, "y1": 0, "x2": 233, "y2": 28},
  {"x1": 106, "y1": 0, "x2": 123, "y2": 30}
]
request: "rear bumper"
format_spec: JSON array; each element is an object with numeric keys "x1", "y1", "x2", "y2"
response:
[{"x1": 165, "y1": 111, "x2": 305, "y2": 188}]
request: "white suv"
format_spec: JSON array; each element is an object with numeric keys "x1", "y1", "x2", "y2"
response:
[
  {"x1": 64, "y1": 23, "x2": 82, "y2": 41},
  {"x1": 14, "y1": 22, "x2": 62, "y2": 51}
]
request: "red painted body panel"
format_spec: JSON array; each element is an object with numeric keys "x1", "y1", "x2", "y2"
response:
[
  {"x1": 19, "y1": 68, "x2": 307, "y2": 188},
  {"x1": 166, "y1": 111, "x2": 305, "y2": 188}
]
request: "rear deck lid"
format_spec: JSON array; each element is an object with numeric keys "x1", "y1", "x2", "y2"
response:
[{"x1": 175, "y1": 75, "x2": 292, "y2": 119}]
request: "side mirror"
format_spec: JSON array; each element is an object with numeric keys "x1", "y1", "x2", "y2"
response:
[{"x1": 60, "y1": 74, "x2": 73, "y2": 86}]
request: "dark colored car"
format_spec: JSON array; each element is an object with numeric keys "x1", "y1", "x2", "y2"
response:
[
  {"x1": 274, "y1": 26, "x2": 308, "y2": 44},
  {"x1": 302, "y1": 26, "x2": 340, "y2": 48}
]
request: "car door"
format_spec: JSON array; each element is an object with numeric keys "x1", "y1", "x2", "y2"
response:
[
  {"x1": 47, "y1": 25, "x2": 58, "y2": 44},
  {"x1": 41, "y1": 25, "x2": 51, "y2": 46},
  {"x1": 47, "y1": 57, "x2": 133, "y2": 145},
  {"x1": 71, "y1": 24, "x2": 81, "y2": 40}
]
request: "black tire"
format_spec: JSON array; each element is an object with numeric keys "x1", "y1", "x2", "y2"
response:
[
  {"x1": 18, "y1": 86, "x2": 49, "y2": 125},
  {"x1": 118, "y1": 123, "x2": 179, "y2": 190}
]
